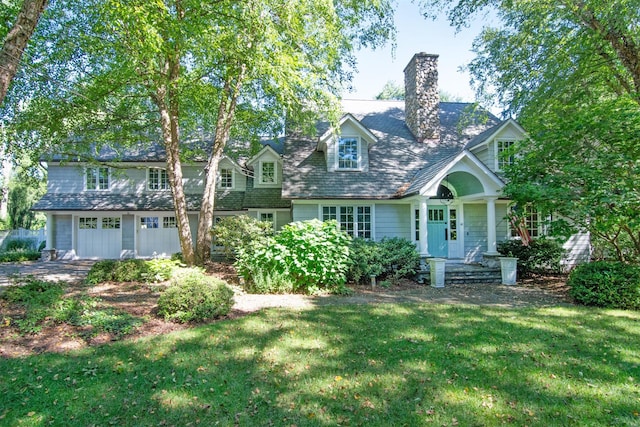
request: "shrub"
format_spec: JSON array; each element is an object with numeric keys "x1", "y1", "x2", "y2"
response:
[
  {"x1": 3, "y1": 238, "x2": 37, "y2": 252},
  {"x1": 1, "y1": 279, "x2": 66, "y2": 334},
  {"x1": 157, "y1": 269, "x2": 234, "y2": 323},
  {"x1": 243, "y1": 268, "x2": 296, "y2": 294},
  {"x1": 236, "y1": 219, "x2": 351, "y2": 294},
  {"x1": 85, "y1": 259, "x2": 180, "y2": 284},
  {"x1": 347, "y1": 237, "x2": 420, "y2": 285},
  {"x1": 568, "y1": 261, "x2": 640, "y2": 310},
  {"x1": 0, "y1": 250, "x2": 41, "y2": 262},
  {"x1": 211, "y1": 215, "x2": 274, "y2": 260},
  {"x1": 497, "y1": 239, "x2": 566, "y2": 277}
]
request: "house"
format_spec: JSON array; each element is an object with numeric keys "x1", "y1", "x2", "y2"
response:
[{"x1": 33, "y1": 53, "x2": 590, "y2": 264}]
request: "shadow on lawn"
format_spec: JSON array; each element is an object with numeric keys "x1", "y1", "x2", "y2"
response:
[{"x1": 1, "y1": 304, "x2": 639, "y2": 426}]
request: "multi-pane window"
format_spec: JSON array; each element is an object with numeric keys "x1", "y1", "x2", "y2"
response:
[
  {"x1": 163, "y1": 216, "x2": 177, "y2": 228},
  {"x1": 415, "y1": 209, "x2": 420, "y2": 241},
  {"x1": 260, "y1": 212, "x2": 274, "y2": 223},
  {"x1": 261, "y1": 162, "x2": 276, "y2": 184},
  {"x1": 148, "y1": 168, "x2": 169, "y2": 190},
  {"x1": 510, "y1": 205, "x2": 540, "y2": 239},
  {"x1": 497, "y1": 140, "x2": 515, "y2": 170},
  {"x1": 219, "y1": 168, "x2": 233, "y2": 188},
  {"x1": 102, "y1": 217, "x2": 121, "y2": 229},
  {"x1": 140, "y1": 217, "x2": 159, "y2": 229},
  {"x1": 337, "y1": 137, "x2": 359, "y2": 169},
  {"x1": 79, "y1": 217, "x2": 98, "y2": 229},
  {"x1": 85, "y1": 167, "x2": 109, "y2": 190},
  {"x1": 322, "y1": 205, "x2": 371, "y2": 238}
]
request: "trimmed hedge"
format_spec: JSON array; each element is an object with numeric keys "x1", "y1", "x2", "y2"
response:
[
  {"x1": 85, "y1": 259, "x2": 182, "y2": 284},
  {"x1": 497, "y1": 239, "x2": 565, "y2": 277},
  {"x1": 347, "y1": 237, "x2": 420, "y2": 285},
  {"x1": 568, "y1": 261, "x2": 640, "y2": 310}
]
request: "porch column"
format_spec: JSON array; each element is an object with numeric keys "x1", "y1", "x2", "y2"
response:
[
  {"x1": 419, "y1": 199, "x2": 430, "y2": 257},
  {"x1": 485, "y1": 197, "x2": 499, "y2": 255},
  {"x1": 46, "y1": 213, "x2": 54, "y2": 250}
]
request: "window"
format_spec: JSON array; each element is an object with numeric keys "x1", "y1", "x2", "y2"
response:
[
  {"x1": 261, "y1": 162, "x2": 276, "y2": 184},
  {"x1": 148, "y1": 168, "x2": 169, "y2": 190},
  {"x1": 337, "y1": 137, "x2": 359, "y2": 169},
  {"x1": 102, "y1": 217, "x2": 121, "y2": 229},
  {"x1": 163, "y1": 216, "x2": 177, "y2": 228},
  {"x1": 496, "y1": 140, "x2": 515, "y2": 170},
  {"x1": 260, "y1": 212, "x2": 274, "y2": 223},
  {"x1": 510, "y1": 205, "x2": 540, "y2": 240},
  {"x1": 415, "y1": 209, "x2": 420, "y2": 241},
  {"x1": 219, "y1": 168, "x2": 233, "y2": 188},
  {"x1": 85, "y1": 167, "x2": 109, "y2": 190},
  {"x1": 140, "y1": 217, "x2": 159, "y2": 229},
  {"x1": 79, "y1": 217, "x2": 98, "y2": 229},
  {"x1": 322, "y1": 205, "x2": 371, "y2": 238}
]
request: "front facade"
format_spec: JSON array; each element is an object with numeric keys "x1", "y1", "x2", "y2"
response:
[{"x1": 34, "y1": 52, "x2": 590, "y2": 264}]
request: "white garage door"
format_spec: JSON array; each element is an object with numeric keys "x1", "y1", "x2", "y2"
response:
[
  {"x1": 77, "y1": 216, "x2": 122, "y2": 259},
  {"x1": 138, "y1": 215, "x2": 181, "y2": 257}
]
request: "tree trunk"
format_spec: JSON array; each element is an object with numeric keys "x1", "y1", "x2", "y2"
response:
[
  {"x1": 0, "y1": 0, "x2": 48, "y2": 106},
  {"x1": 195, "y1": 71, "x2": 245, "y2": 263}
]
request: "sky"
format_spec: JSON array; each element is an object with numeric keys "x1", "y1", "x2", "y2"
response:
[{"x1": 347, "y1": 2, "x2": 490, "y2": 102}]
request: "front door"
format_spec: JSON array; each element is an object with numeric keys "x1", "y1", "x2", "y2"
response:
[{"x1": 427, "y1": 207, "x2": 448, "y2": 257}]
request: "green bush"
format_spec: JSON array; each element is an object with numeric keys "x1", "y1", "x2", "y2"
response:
[
  {"x1": 497, "y1": 239, "x2": 566, "y2": 277},
  {"x1": 157, "y1": 269, "x2": 234, "y2": 323},
  {"x1": 85, "y1": 259, "x2": 180, "y2": 284},
  {"x1": 1, "y1": 279, "x2": 66, "y2": 334},
  {"x1": 568, "y1": 261, "x2": 640, "y2": 310},
  {"x1": 347, "y1": 237, "x2": 420, "y2": 285},
  {"x1": 0, "y1": 250, "x2": 41, "y2": 262},
  {"x1": 243, "y1": 268, "x2": 296, "y2": 294},
  {"x1": 236, "y1": 219, "x2": 351, "y2": 294},
  {"x1": 3, "y1": 238, "x2": 37, "y2": 252},
  {"x1": 211, "y1": 215, "x2": 274, "y2": 260}
]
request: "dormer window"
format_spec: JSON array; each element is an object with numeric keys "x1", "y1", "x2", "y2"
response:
[
  {"x1": 261, "y1": 161, "x2": 276, "y2": 184},
  {"x1": 337, "y1": 137, "x2": 360, "y2": 170},
  {"x1": 148, "y1": 168, "x2": 169, "y2": 190},
  {"x1": 219, "y1": 168, "x2": 234, "y2": 189},
  {"x1": 496, "y1": 140, "x2": 515, "y2": 170},
  {"x1": 85, "y1": 167, "x2": 109, "y2": 190}
]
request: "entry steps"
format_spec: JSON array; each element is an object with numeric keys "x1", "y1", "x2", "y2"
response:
[{"x1": 416, "y1": 262, "x2": 502, "y2": 285}]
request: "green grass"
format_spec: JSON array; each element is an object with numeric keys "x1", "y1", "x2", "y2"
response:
[{"x1": 1, "y1": 304, "x2": 639, "y2": 426}]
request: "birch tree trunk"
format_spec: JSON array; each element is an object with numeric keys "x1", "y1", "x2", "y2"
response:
[{"x1": 0, "y1": 0, "x2": 48, "y2": 106}]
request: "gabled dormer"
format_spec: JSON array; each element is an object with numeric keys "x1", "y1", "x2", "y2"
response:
[
  {"x1": 317, "y1": 114, "x2": 377, "y2": 172},
  {"x1": 466, "y1": 118, "x2": 528, "y2": 173},
  {"x1": 217, "y1": 156, "x2": 246, "y2": 191},
  {"x1": 246, "y1": 145, "x2": 283, "y2": 188}
]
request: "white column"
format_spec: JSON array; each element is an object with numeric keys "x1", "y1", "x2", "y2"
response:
[
  {"x1": 485, "y1": 197, "x2": 499, "y2": 255},
  {"x1": 46, "y1": 213, "x2": 54, "y2": 249},
  {"x1": 419, "y1": 199, "x2": 430, "y2": 257}
]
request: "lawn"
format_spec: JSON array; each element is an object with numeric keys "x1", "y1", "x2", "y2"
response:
[{"x1": 1, "y1": 303, "x2": 639, "y2": 426}]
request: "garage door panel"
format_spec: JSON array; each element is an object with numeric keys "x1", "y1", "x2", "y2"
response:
[{"x1": 77, "y1": 216, "x2": 122, "y2": 259}]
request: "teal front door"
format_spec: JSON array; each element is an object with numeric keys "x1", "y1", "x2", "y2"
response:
[{"x1": 427, "y1": 207, "x2": 448, "y2": 257}]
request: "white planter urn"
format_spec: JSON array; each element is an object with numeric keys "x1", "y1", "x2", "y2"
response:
[
  {"x1": 429, "y1": 258, "x2": 446, "y2": 288},
  {"x1": 499, "y1": 257, "x2": 518, "y2": 285}
]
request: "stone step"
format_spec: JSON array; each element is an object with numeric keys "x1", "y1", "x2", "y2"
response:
[{"x1": 416, "y1": 265, "x2": 503, "y2": 285}]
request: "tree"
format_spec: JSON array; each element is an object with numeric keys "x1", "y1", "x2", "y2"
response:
[
  {"x1": 0, "y1": 0, "x2": 48, "y2": 106},
  {"x1": 419, "y1": 0, "x2": 640, "y2": 261},
  {"x1": 376, "y1": 80, "x2": 405, "y2": 100},
  {"x1": 6, "y1": 158, "x2": 45, "y2": 229},
  {"x1": 6, "y1": 0, "x2": 395, "y2": 265}
]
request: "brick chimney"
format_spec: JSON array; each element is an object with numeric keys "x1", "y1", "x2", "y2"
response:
[{"x1": 404, "y1": 53, "x2": 440, "y2": 142}]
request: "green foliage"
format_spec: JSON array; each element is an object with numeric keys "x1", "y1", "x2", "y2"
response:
[
  {"x1": 498, "y1": 239, "x2": 566, "y2": 277},
  {"x1": 347, "y1": 237, "x2": 421, "y2": 285},
  {"x1": 0, "y1": 250, "x2": 41, "y2": 262},
  {"x1": 85, "y1": 259, "x2": 181, "y2": 284},
  {"x1": 211, "y1": 215, "x2": 273, "y2": 260},
  {"x1": 242, "y1": 268, "x2": 296, "y2": 294},
  {"x1": 236, "y1": 219, "x2": 351, "y2": 294},
  {"x1": 375, "y1": 80, "x2": 404, "y2": 100},
  {"x1": 2, "y1": 278, "x2": 64, "y2": 305},
  {"x1": 568, "y1": 261, "x2": 640, "y2": 310},
  {"x1": 157, "y1": 269, "x2": 234, "y2": 323},
  {"x1": 3, "y1": 237, "x2": 36, "y2": 251}
]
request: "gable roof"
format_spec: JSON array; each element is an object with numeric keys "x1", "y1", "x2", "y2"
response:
[
  {"x1": 282, "y1": 99, "x2": 502, "y2": 200},
  {"x1": 465, "y1": 118, "x2": 527, "y2": 150}
]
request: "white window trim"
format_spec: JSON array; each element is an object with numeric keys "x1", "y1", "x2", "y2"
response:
[
  {"x1": 494, "y1": 138, "x2": 516, "y2": 171},
  {"x1": 321, "y1": 204, "x2": 373, "y2": 239},
  {"x1": 218, "y1": 168, "x2": 235, "y2": 189},
  {"x1": 508, "y1": 205, "x2": 545, "y2": 240},
  {"x1": 147, "y1": 168, "x2": 170, "y2": 191},
  {"x1": 335, "y1": 136, "x2": 361, "y2": 171},
  {"x1": 258, "y1": 211, "x2": 276, "y2": 230},
  {"x1": 259, "y1": 161, "x2": 278, "y2": 185},
  {"x1": 84, "y1": 166, "x2": 110, "y2": 191}
]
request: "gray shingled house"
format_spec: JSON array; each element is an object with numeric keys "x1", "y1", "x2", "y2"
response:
[{"x1": 33, "y1": 53, "x2": 589, "y2": 264}]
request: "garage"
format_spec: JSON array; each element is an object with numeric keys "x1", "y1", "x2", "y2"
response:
[
  {"x1": 77, "y1": 216, "x2": 122, "y2": 259},
  {"x1": 137, "y1": 215, "x2": 181, "y2": 257}
]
